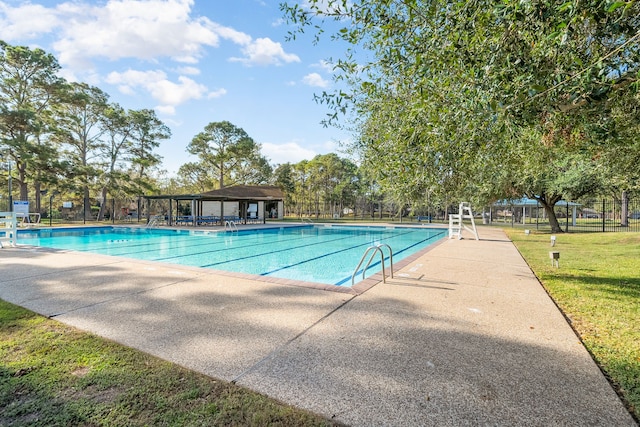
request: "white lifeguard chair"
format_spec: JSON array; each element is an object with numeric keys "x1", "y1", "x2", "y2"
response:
[
  {"x1": 448, "y1": 202, "x2": 479, "y2": 240},
  {"x1": 0, "y1": 211, "x2": 18, "y2": 248}
]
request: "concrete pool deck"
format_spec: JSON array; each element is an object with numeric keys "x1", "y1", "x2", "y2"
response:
[{"x1": 0, "y1": 225, "x2": 635, "y2": 426}]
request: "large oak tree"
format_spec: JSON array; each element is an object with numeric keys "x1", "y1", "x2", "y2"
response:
[
  {"x1": 282, "y1": 0, "x2": 640, "y2": 231},
  {"x1": 187, "y1": 121, "x2": 271, "y2": 189}
]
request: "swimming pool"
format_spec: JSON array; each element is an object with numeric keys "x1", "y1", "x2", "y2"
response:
[{"x1": 17, "y1": 225, "x2": 446, "y2": 287}]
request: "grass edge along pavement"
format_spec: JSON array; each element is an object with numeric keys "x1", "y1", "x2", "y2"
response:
[
  {"x1": 0, "y1": 300, "x2": 343, "y2": 427},
  {"x1": 505, "y1": 228, "x2": 640, "y2": 423}
]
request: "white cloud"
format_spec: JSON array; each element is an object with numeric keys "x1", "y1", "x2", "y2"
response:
[
  {"x1": 156, "y1": 105, "x2": 176, "y2": 115},
  {"x1": 0, "y1": 0, "x2": 227, "y2": 70},
  {"x1": 161, "y1": 116, "x2": 183, "y2": 127},
  {"x1": 302, "y1": 72, "x2": 329, "y2": 88},
  {"x1": 176, "y1": 66, "x2": 201, "y2": 75},
  {"x1": 51, "y1": 0, "x2": 221, "y2": 69},
  {"x1": 211, "y1": 22, "x2": 252, "y2": 45},
  {"x1": 115, "y1": 84, "x2": 137, "y2": 96},
  {"x1": 0, "y1": 1, "x2": 300, "y2": 73},
  {"x1": 106, "y1": 69, "x2": 221, "y2": 110},
  {"x1": 58, "y1": 68, "x2": 102, "y2": 86},
  {"x1": 152, "y1": 76, "x2": 209, "y2": 105},
  {"x1": 0, "y1": 2, "x2": 60, "y2": 40},
  {"x1": 262, "y1": 141, "x2": 317, "y2": 164},
  {"x1": 207, "y1": 88, "x2": 227, "y2": 99},
  {"x1": 312, "y1": 60, "x2": 335, "y2": 73},
  {"x1": 321, "y1": 139, "x2": 340, "y2": 152},
  {"x1": 230, "y1": 37, "x2": 300, "y2": 66}
]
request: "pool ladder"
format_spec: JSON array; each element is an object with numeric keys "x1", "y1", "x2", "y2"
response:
[
  {"x1": 146, "y1": 215, "x2": 162, "y2": 228},
  {"x1": 351, "y1": 244, "x2": 393, "y2": 286},
  {"x1": 225, "y1": 220, "x2": 238, "y2": 232}
]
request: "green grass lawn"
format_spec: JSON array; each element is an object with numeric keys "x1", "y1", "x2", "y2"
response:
[
  {"x1": 505, "y1": 229, "x2": 640, "y2": 421},
  {"x1": 0, "y1": 301, "x2": 341, "y2": 426}
]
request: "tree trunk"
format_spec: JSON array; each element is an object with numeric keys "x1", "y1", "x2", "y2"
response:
[
  {"x1": 539, "y1": 200, "x2": 563, "y2": 233},
  {"x1": 34, "y1": 182, "x2": 42, "y2": 212},
  {"x1": 621, "y1": 191, "x2": 629, "y2": 227},
  {"x1": 84, "y1": 186, "x2": 92, "y2": 219},
  {"x1": 97, "y1": 187, "x2": 108, "y2": 220},
  {"x1": 18, "y1": 163, "x2": 28, "y2": 201}
]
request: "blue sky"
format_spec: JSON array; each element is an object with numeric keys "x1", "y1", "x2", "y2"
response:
[{"x1": 0, "y1": 0, "x2": 353, "y2": 175}]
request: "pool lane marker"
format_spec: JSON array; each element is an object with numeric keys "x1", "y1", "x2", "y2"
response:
[
  {"x1": 70, "y1": 226, "x2": 351, "y2": 261},
  {"x1": 26, "y1": 227, "x2": 445, "y2": 287},
  {"x1": 24, "y1": 227, "x2": 297, "y2": 256},
  {"x1": 255, "y1": 229, "x2": 421, "y2": 279},
  {"x1": 30, "y1": 227, "x2": 328, "y2": 260},
  {"x1": 258, "y1": 230, "x2": 444, "y2": 285},
  {"x1": 23, "y1": 227, "x2": 407, "y2": 273},
  {"x1": 196, "y1": 229, "x2": 417, "y2": 269},
  {"x1": 250, "y1": 229, "x2": 445, "y2": 286},
  {"x1": 195, "y1": 229, "x2": 435, "y2": 287}
]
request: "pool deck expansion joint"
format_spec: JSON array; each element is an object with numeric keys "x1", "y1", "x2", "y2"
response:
[{"x1": 231, "y1": 293, "x2": 359, "y2": 384}]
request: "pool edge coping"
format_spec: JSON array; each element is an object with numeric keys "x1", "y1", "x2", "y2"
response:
[{"x1": 12, "y1": 222, "x2": 449, "y2": 295}]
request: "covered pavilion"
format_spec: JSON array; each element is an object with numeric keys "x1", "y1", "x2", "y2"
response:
[
  {"x1": 491, "y1": 197, "x2": 581, "y2": 226},
  {"x1": 143, "y1": 185, "x2": 285, "y2": 226}
]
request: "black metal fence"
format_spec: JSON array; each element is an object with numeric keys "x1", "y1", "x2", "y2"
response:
[
  {"x1": 5, "y1": 192, "x2": 640, "y2": 233},
  {"x1": 489, "y1": 198, "x2": 640, "y2": 232},
  {"x1": 0, "y1": 196, "x2": 145, "y2": 226}
]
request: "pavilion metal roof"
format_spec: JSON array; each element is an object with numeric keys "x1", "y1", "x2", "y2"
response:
[
  {"x1": 143, "y1": 185, "x2": 284, "y2": 201},
  {"x1": 200, "y1": 185, "x2": 284, "y2": 200},
  {"x1": 493, "y1": 197, "x2": 581, "y2": 207}
]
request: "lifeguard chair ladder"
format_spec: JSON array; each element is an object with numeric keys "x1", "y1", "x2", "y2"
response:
[
  {"x1": 0, "y1": 211, "x2": 18, "y2": 248},
  {"x1": 449, "y1": 202, "x2": 479, "y2": 240}
]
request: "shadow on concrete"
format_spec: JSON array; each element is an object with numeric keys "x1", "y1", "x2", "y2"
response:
[{"x1": 0, "y1": 246, "x2": 635, "y2": 427}]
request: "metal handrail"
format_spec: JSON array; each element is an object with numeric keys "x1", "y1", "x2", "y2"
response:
[
  {"x1": 351, "y1": 244, "x2": 394, "y2": 286},
  {"x1": 368, "y1": 243, "x2": 393, "y2": 280},
  {"x1": 225, "y1": 220, "x2": 238, "y2": 232},
  {"x1": 301, "y1": 218, "x2": 313, "y2": 224},
  {"x1": 146, "y1": 215, "x2": 162, "y2": 228}
]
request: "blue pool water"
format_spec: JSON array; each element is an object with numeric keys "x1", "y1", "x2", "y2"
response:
[{"x1": 17, "y1": 225, "x2": 446, "y2": 286}]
